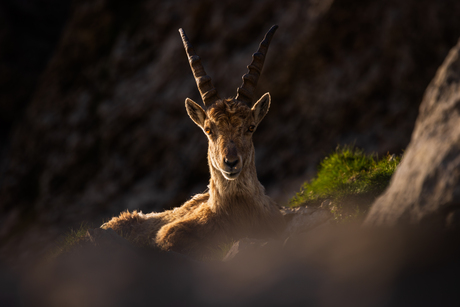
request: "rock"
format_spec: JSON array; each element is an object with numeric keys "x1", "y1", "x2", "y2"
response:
[
  {"x1": 13, "y1": 223, "x2": 460, "y2": 307},
  {"x1": 223, "y1": 238, "x2": 272, "y2": 262},
  {"x1": 365, "y1": 38, "x2": 460, "y2": 227},
  {"x1": 281, "y1": 206, "x2": 332, "y2": 235},
  {"x1": 83, "y1": 227, "x2": 197, "y2": 264},
  {"x1": 223, "y1": 206, "x2": 332, "y2": 261},
  {"x1": 85, "y1": 228, "x2": 135, "y2": 249},
  {"x1": 446, "y1": 209, "x2": 460, "y2": 230}
]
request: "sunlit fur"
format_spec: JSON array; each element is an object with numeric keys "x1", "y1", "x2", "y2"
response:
[
  {"x1": 206, "y1": 99, "x2": 255, "y2": 181},
  {"x1": 102, "y1": 96, "x2": 285, "y2": 256}
]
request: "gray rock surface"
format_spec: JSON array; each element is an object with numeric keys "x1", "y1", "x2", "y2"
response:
[
  {"x1": 223, "y1": 206, "x2": 332, "y2": 261},
  {"x1": 281, "y1": 206, "x2": 332, "y2": 235},
  {"x1": 365, "y1": 39, "x2": 460, "y2": 227},
  {"x1": 223, "y1": 238, "x2": 273, "y2": 262}
]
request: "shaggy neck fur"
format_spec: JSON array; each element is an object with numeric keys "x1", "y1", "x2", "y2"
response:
[{"x1": 207, "y1": 146, "x2": 266, "y2": 214}]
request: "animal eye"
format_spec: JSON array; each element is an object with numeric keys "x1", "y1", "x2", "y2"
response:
[
  {"x1": 204, "y1": 127, "x2": 212, "y2": 135},
  {"x1": 247, "y1": 125, "x2": 256, "y2": 133}
]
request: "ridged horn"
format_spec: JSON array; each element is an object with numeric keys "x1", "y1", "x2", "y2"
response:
[
  {"x1": 236, "y1": 25, "x2": 278, "y2": 106},
  {"x1": 179, "y1": 28, "x2": 220, "y2": 107}
]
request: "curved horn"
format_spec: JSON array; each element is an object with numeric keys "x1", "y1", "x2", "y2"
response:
[
  {"x1": 236, "y1": 25, "x2": 278, "y2": 106},
  {"x1": 179, "y1": 28, "x2": 220, "y2": 107}
]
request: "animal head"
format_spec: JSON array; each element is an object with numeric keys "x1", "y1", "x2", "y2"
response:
[{"x1": 179, "y1": 25, "x2": 277, "y2": 180}]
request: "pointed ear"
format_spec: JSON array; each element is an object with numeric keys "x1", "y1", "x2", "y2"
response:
[
  {"x1": 251, "y1": 92, "x2": 271, "y2": 124},
  {"x1": 185, "y1": 98, "x2": 207, "y2": 128}
]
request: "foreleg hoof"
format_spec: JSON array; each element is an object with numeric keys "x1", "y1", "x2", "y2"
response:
[
  {"x1": 101, "y1": 210, "x2": 146, "y2": 236},
  {"x1": 156, "y1": 220, "x2": 199, "y2": 254}
]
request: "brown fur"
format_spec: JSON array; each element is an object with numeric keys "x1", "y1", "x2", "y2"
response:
[
  {"x1": 102, "y1": 97, "x2": 285, "y2": 256},
  {"x1": 103, "y1": 34, "x2": 287, "y2": 256}
]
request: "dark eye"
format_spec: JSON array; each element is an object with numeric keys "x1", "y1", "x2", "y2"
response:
[
  {"x1": 204, "y1": 127, "x2": 212, "y2": 135},
  {"x1": 247, "y1": 125, "x2": 256, "y2": 133}
]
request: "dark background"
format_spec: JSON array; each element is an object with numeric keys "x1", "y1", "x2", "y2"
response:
[{"x1": 1, "y1": 0, "x2": 460, "y2": 262}]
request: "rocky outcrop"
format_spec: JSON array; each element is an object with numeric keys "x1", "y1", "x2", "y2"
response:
[
  {"x1": 2, "y1": 0, "x2": 460, "y2": 262},
  {"x1": 222, "y1": 206, "x2": 331, "y2": 261},
  {"x1": 18, "y1": 225, "x2": 460, "y2": 307},
  {"x1": 365, "y1": 39, "x2": 460, "y2": 227},
  {"x1": 281, "y1": 206, "x2": 332, "y2": 235}
]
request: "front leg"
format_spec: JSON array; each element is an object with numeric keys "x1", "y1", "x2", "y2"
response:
[
  {"x1": 155, "y1": 215, "x2": 221, "y2": 256},
  {"x1": 101, "y1": 210, "x2": 168, "y2": 246},
  {"x1": 155, "y1": 219, "x2": 202, "y2": 254},
  {"x1": 101, "y1": 210, "x2": 146, "y2": 236}
]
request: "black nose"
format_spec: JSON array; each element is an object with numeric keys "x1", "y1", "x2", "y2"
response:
[{"x1": 224, "y1": 158, "x2": 239, "y2": 168}]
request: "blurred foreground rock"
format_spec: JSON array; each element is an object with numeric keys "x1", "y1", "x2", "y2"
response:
[
  {"x1": 365, "y1": 39, "x2": 460, "y2": 227},
  {"x1": 3, "y1": 205, "x2": 459, "y2": 307},
  {"x1": 11, "y1": 225, "x2": 460, "y2": 307}
]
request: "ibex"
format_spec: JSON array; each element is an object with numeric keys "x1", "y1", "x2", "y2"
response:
[{"x1": 102, "y1": 25, "x2": 285, "y2": 256}]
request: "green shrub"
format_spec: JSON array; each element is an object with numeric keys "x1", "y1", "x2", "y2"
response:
[{"x1": 289, "y1": 146, "x2": 401, "y2": 222}]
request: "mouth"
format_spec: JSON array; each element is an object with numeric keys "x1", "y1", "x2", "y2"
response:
[{"x1": 221, "y1": 169, "x2": 241, "y2": 180}]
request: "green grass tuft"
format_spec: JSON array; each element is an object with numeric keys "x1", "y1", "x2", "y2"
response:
[{"x1": 289, "y1": 145, "x2": 401, "y2": 222}]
